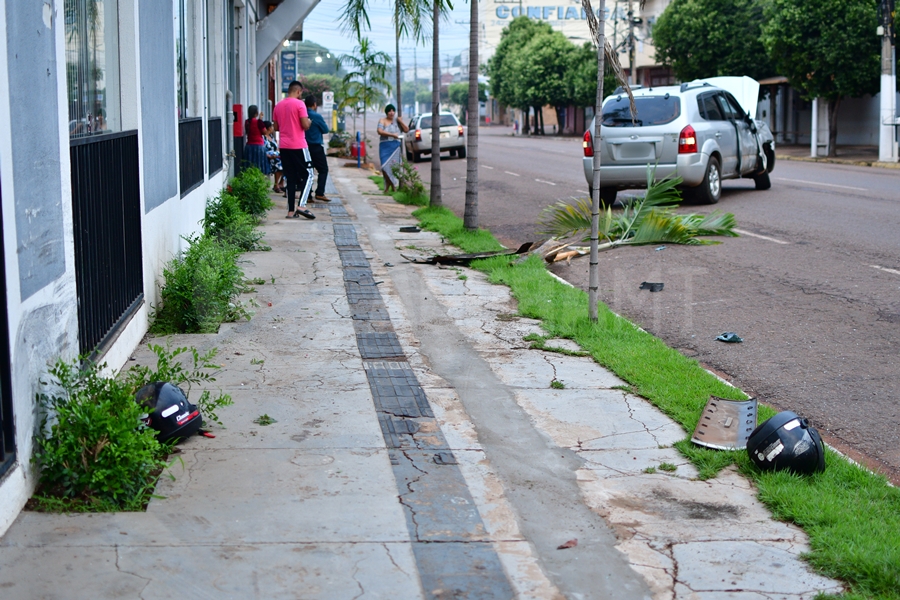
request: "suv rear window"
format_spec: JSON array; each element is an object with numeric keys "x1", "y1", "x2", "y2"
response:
[
  {"x1": 601, "y1": 96, "x2": 681, "y2": 127},
  {"x1": 419, "y1": 114, "x2": 458, "y2": 128}
]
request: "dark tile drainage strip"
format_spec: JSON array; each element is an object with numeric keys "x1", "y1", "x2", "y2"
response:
[{"x1": 328, "y1": 200, "x2": 515, "y2": 598}]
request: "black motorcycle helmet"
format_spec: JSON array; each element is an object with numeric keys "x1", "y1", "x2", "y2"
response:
[
  {"x1": 135, "y1": 382, "x2": 203, "y2": 444},
  {"x1": 747, "y1": 411, "x2": 825, "y2": 475}
]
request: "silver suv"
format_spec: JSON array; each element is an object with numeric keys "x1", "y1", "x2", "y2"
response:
[
  {"x1": 582, "y1": 76, "x2": 775, "y2": 204},
  {"x1": 405, "y1": 112, "x2": 467, "y2": 162}
]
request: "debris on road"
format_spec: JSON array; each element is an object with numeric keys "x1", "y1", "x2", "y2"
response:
[
  {"x1": 557, "y1": 539, "x2": 578, "y2": 550},
  {"x1": 639, "y1": 282, "x2": 664, "y2": 292},
  {"x1": 716, "y1": 332, "x2": 743, "y2": 343}
]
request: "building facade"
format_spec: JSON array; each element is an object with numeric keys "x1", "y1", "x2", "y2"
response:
[{"x1": 0, "y1": 0, "x2": 316, "y2": 536}]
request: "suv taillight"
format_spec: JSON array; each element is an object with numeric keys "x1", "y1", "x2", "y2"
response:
[
  {"x1": 415, "y1": 129, "x2": 422, "y2": 141},
  {"x1": 583, "y1": 130, "x2": 594, "y2": 157},
  {"x1": 457, "y1": 125, "x2": 464, "y2": 137},
  {"x1": 679, "y1": 125, "x2": 698, "y2": 154}
]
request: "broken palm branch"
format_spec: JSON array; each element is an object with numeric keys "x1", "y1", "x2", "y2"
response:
[{"x1": 538, "y1": 169, "x2": 737, "y2": 256}]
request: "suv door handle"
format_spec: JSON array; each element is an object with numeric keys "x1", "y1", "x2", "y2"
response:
[{"x1": 714, "y1": 132, "x2": 722, "y2": 138}]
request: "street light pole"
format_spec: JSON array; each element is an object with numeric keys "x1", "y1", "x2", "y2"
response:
[{"x1": 878, "y1": 0, "x2": 898, "y2": 162}]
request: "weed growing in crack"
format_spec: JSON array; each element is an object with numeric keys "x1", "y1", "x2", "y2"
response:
[
  {"x1": 253, "y1": 414, "x2": 277, "y2": 426},
  {"x1": 550, "y1": 379, "x2": 566, "y2": 390},
  {"x1": 659, "y1": 463, "x2": 677, "y2": 472},
  {"x1": 612, "y1": 384, "x2": 635, "y2": 394},
  {"x1": 250, "y1": 357, "x2": 265, "y2": 365},
  {"x1": 643, "y1": 466, "x2": 657, "y2": 474}
]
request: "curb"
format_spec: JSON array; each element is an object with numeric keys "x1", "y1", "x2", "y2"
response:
[{"x1": 776, "y1": 153, "x2": 900, "y2": 169}]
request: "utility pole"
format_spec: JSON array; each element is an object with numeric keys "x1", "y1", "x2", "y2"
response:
[
  {"x1": 878, "y1": 0, "x2": 898, "y2": 162},
  {"x1": 414, "y1": 46, "x2": 419, "y2": 115}
]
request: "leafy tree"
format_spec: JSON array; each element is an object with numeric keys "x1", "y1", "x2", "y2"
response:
[
  {"x1": 567, "y1": 42, "x2": 617, "y2": 108},
  {"x1": 652, "y1": 0, "x2": 774, "y2": 82},
  {"x1": 510, "y1": 30, "x2": 575, "y2": 133},
  {"x1": 299, "y1": 74, "x2": 341, "y2": 101},
  {"x1": 760, "y1": 0, "x2": 880, "y2": 156},
  {"x1": 293, "y1": 41, "x2": 341, "y2": 76},
  {"x1": 448, "y1": 82, "x2": 486, "y2": 113},
  {"x1": 487, "y1": 17, "x2": 554, "y2": 134},
  {"x1": 338, "y1": 38, "x2": 392, "y2": 160}
]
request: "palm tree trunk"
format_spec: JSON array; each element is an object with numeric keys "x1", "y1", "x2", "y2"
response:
[
  {"x1": 463, "y1": 0, "x2": 479, "y2": 229},
  {"x1": 395, "y1": 9, "x2": 402, "y2": 117},
  {"x1": 430, "y1": 0, "x2": 442, "y2": 206},
  {"x1": 587, "y1": 0, "x2": 607, "y2": 321}
]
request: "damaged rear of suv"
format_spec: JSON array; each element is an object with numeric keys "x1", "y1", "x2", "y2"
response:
[{"x1": 582, "y1": 76, "x2": 775, "y2": 205}]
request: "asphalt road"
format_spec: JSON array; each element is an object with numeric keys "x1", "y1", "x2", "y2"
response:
[{"x1": 369, "y1": 120, "x2": 900, "y2": 484}]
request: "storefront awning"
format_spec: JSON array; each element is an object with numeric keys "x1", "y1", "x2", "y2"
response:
[{"x1": 256, "y1": 0, "x2": 321, "y2": 72}]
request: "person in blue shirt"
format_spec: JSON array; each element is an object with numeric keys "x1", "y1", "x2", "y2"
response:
[{"x1": 304, "y1": 95, "x2": 331, "y2": 202}]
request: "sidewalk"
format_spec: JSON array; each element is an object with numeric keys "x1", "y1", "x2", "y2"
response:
[
  {"x1": 776, "y1": 144, "x2": 900, "y2": 169},
  {"x1": 0, "y1": 162, "x2": 843, "y2": 599}
]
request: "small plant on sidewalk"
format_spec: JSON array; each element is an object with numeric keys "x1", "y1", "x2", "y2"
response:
[
  {"x1": 228, "y1": 167, "x2": 273, "y2": 219},
  {"x1": 203, "y1": 191, "x2": 267, "y2": 251},
  {"x1": 32, "y1": 358, "x2": 169, "y2": 512},
  {"x1": 393, "y1": 161, "x2": 427, "y2": 202},
  {"x1": 150, "y1": 234, "x2": 250, "y2": 334}
]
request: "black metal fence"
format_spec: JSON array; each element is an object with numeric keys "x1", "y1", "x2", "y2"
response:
[
  {"x1": 208, "y1": 117, "x2": 223, "y2": 176},
  {"x1": 70, "y1": 131, "x2": 144, "y2": 356},
  {"x1": 0, "y1": 171, "x2": 14, "y2": 479},
  {"x1": 179, "y1": 117, "x2": 204, "y2": 196}
]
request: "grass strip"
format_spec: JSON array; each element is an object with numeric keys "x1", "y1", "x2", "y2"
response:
[
  {"x1": 405, "y1": 203, "x2": 900, "y2": 599},
  {"x1": 369, "y1": 175, "x2": 429, "y2": 206}
]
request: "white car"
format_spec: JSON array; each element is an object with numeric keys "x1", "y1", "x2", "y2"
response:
[
  {"x1": 405, "y1": 112, "x2": 467, "y2": 162},
  {"x1": 582, "y1": 76, "x2": 775, "y2": 204}
]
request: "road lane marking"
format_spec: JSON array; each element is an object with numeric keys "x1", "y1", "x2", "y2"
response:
[
  {"x1": 483, "y1": 165, "x2": 494, "y2": 169},
  {"x1": 733, "y1": 228, "x2": 789, "y2": 244},
  {"x1": 504, "y1": 171, "x2": 520, "y2": 176},
  {"x1": 535, "y1": 179, "x2": 556, "y2": 186},
  {"x1": 871, "y1": 265, "x2": 900, "y2": 276},
  {"x1": 776, "y1": 177, "x2": 867, "y2": 191}
]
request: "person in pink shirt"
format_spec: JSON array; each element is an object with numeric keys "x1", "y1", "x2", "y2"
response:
[{"x1": 273, "y1": 80, "x2": 316, "y2": 219}]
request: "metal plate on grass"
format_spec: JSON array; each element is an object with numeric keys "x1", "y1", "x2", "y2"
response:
[{"x1": 691, "y1": 396, "x2": 758, "y2": 450}]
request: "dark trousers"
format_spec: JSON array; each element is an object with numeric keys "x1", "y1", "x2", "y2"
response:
[
  {"x1": 308, "y1": 143, "x2": 328, "y2": 196},
  {"x1": 281, "y1": 148, "x2": 313, "y2": 213}
]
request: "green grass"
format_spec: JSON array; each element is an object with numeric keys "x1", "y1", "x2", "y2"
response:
[
  {"x1": 401, "y1": 201, "x2": 900, "y2": 599},
  {"x1": 369, "y1": 175, "x2": 429, "y2": 206}
]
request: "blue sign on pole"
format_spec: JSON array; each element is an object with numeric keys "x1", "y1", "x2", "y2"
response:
[{"x1": 280, "y1": 51, "x2": 296, "y2": 93}]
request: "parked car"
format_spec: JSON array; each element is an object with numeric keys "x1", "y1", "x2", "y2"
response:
[
  {"x1": 582, "y1": 76, "x2": 775, "y2": 204},
  {"x1": 405, "y1": 112, "x2": 467, "y2": 162}
]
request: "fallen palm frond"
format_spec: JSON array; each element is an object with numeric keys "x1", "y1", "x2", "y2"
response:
[{"x1": 537, "y1": 168, "x2": 737, "y2": 259}]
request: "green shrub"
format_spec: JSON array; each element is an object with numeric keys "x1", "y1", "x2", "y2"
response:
[
  {"x1": 150, "y1": 234, "x2": 249, "y2": 334},
  {"x1": 33, "y1": 358, "x2": 168, "y2": 510},
  {"x1": 203, "y1": 191, "x2": 266, "y2": 251},
  {"x1": 393, "y1": 161, "x2": 427, "y2": 200},
  {"x1": 228, "y1": 167, "x2": 273, "y2": 219},
  {"x1": 125, "y1": 343, "x2": 233, "y2": 427}
]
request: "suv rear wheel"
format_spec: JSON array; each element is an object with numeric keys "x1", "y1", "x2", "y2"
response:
[
  {"x1": 457, "y1": 147, "x2": 466, "y2": 159},
  {"x1": 692, "y1": 156, "x2": 721, "y2": 204}
]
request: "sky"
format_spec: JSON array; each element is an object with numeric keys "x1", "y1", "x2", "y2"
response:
[{"x1": 301, "y1": 0, "x2": 474, "y2": 70}]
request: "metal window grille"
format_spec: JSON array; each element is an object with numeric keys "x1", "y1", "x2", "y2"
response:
[
  {"x1": 0, "y1": 171, "x2": 15, "y2": 479},
  {"x1": 70, "y1": 130, "x2": 144, "y2": 357},
  {"x1": 179, "y1": 117, "x2": 205, "y2": 195},
  {"x1": 208, "y1": 117, "x2": 223, "y2": 175}
]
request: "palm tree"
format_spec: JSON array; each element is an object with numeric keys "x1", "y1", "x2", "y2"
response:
[
  {"x1": 429, "y1": 0, "x2": 443, "y2": 207},
  {"x1": 337, "y1": 38, "x2": 392, "y2": 162},
  {"x1": 339, "y1": 0, "x2": 427, "y2": 119},
  {"x1": 463, "y1": 0, "x2": 478, "y2": 229}
]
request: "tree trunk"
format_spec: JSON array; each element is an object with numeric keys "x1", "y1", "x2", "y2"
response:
[
  {"x1": 827, "y1": 97, "x2": 841, "y2": 158},
  {"x1": 585, "y1": 0, "x2": 607, "y2": 322},
  {"x1": 522, "y1": 107, "x2": 530, "y2": 135},
  {"x1": 395, "y1": 13, "x2": 402, "y2": 118},
  {"x1": 463, "y1": 0, "x2": 479, "y2": 230},
  {"x1": 430, "y1": 0, "x2": 442, "y2": 206}
]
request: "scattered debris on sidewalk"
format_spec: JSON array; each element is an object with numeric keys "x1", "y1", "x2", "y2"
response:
[
  {"x1": 748, "y1": 411, "x2": 826, "y2": 475},
  {"x1": 557, "y1": 539, "x2": 578, "y2": 550},
  {"x1": 639, "y1": 281, "x2": 664, "y2": 292},
  {"x1": 402, "y1": 242, "x2": 534, "y2": 265}
]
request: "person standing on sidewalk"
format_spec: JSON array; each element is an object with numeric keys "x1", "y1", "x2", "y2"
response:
[
  {"x1": 304, "y1": 95, "x2": 332, "y2": 202},
  {"x1": 273, "y1": 80, "x2": 315, "y2": 219}
]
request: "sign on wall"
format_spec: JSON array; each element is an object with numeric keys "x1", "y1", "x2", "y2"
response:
[{"x1": 281, "y1": 51, "x2": 296, "y2": 93}]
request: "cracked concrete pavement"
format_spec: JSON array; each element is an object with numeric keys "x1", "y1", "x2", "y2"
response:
[{"x1": 0, "y1": 161, "x2": 843, "y2": 599}]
